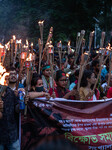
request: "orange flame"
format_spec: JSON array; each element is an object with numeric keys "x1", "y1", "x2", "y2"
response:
[
  {"x1": 26, "y1": 40, "x2": 29, "y2": 46},
  {"x1": 68, "y1": 41, "x2": 70, "y2": 46},
  {"x1": 106, "y1": 43, "x2": 111, "y2": 50},
  {"x1": 0, "y1": 43, "x2": 4, "y2": 49},
  {"x1": 38, "y1": 20, "x2": 44, "y2": 26},
  {"x1": 16, "y1": 39, "x2": 22, "y2": 44},
  {"x1": 13, "y1": 35, "x2": 16, "y2": 40},
  {"x1": 0, "y1": 72, "x2": 9, "y2": 86},
  {"x1": 26, "y1": 53, "x2": 32, "y2": 61},
  {"x1": 31, "y1": 42, "x2": 33, "y2": 47},
  {"x1": 0, "y1": 64, "x2": 9, "y2": 86}
]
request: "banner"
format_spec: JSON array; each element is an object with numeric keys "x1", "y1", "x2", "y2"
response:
[{"x1": 21, "y1": 98, "x2": 112, "y2": 150}]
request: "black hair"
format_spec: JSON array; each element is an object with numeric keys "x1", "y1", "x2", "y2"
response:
[
  {"x1": 7, "y1": 67, "x2": 16, "y2": 72},
  {"x1": 92, "y1": 60, "x2": 99, "y2": 68},
  {"x1": 80, "y1": 70, "x2": 93, "y2": 87},
  {"x1": 68, "y1": 53, "x2": 74, "y2": 60},
  {"x1": 74, "y1": 70, "x2": 79, "y2": 77},
  {"x1": 32, "y1": 73, "x2": 40, "y2": 78},
  {"x1": 55, "y1": 70, "x2": 66, "y2": 82},
  {"x1": 31, "y1": 75, "x2": 42, "y2": 87}
]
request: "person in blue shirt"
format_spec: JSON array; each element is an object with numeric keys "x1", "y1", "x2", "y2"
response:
[{"x1": 101, "y1": 58, "x2": 109, "y2": 82}]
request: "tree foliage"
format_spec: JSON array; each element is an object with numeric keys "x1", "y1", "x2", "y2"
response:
[{"x1": 0, "y1": 0, "x2": 111, "y2": 45}]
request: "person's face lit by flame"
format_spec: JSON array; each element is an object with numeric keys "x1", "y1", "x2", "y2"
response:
[{"x1": 9, "y1": 70, "x2": 17, "y2": 83}]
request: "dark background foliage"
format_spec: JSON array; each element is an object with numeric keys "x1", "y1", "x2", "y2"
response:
[{"x1": 0, "y1": 0, "x2": 112, "y2": 46}]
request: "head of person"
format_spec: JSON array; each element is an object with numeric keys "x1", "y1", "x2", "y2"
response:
[
  {"x1": 80, "y1": 70, "x2": 96, "y2": 88},
  {"x1": 68, "y1": 54, "x2": 75, "y2": 65},
  {"x1": 8, "y1": 67, "x2": 17, "y2": 83},
  {"x1": 32, "y1": 67, "x2": 37, "y2": 74},
  {"x1": 31, "y1": 76, "x2": 44, "y2": 92},
  {"x1": 55, "y1": 70, "x2": 67, "y2": 89},
  {"x1": 92, "y1": 60, "x2": 99, "y2": 73},
  {"x1": 42, "y1": 65, "x2": 51, "y2": 78},
  {"x1": 56, "y1": 59, "x2": 65, "y2": 71}
]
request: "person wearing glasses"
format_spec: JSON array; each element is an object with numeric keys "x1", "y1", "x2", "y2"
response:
[{"x1": 49, "y1": 70, "x2": 79, "y2": 99}]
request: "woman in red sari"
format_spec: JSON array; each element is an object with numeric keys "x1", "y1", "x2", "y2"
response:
[{"x1": 49, "y1": 70, "x2": 79, "y2": 99}]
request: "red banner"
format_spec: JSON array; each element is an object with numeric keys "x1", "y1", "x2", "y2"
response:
[{"x1": 21, "y1": 98, "x2": 112, "y2": 150}]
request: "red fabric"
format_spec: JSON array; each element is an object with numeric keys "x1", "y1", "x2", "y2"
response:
[
  {"x1": 75, "y1": 80, "x2": 78, "y2": 84},
  {"x1": 49, "y1": 88, "x2": 59, "y2": 98},
  {"x1": 49, "y1": 87, "x2": 74, "y2": 100},
  {"x1": 88, "y1": 89, "x2": 100, "y2": 101},
  {"x1": 107, "y1": 87, "x2": 112, "y2": 98}
]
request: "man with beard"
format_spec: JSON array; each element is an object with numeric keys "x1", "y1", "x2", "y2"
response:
[
  {"x1": 8, "y1": 67, "x2": 24, "y2": 90},
  {"x1": 0, "y1": 68, "x2": 20, "y2": 149}
]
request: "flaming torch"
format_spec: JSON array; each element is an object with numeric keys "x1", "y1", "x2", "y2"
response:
[
  {"x1": 0, "y1": 44, "x2": 4, "y2": 63},
  {"x1": 31, "y1": 42, "x2": 33, "y2": 54},
  {"x1": 38, "y1": 20, "x2": 44, "y2": 74},
  {"x1": 38, "y1": 38, "x2": 43, "y2": 74},
  {"x1": 12, "y1": 35, "x2": 16, "y2": 66},
  {"x1": 24, "y1": 53, "x2": 33, "y2": 118},
  {"x1": 57, "y1": 41, "x2": 62, "y2": 69},
  {"x1": 0, "y1": 64, "x2": 9, "y2": 112},
  {"x1": 48, "y1": 44, "x2": 54, "y2": 92},
  {"x1": 16, "y1": 39, "x2": 22, "y2": 57},
  {"x1": 88, "y1": 31, "x2": 94, "y2": 52},
  {"x1": 16, "y1": 52, "x2": 27, "y2": 90},
  {"x1": 38, "y1": 20, "x2": 44, "y2": 43},
  {"x1": 42, "y1": 27, "x2": 53, "y2": 61},
  {"x1": 68, "y1": 41, "x2": 71, "y2": 55}
]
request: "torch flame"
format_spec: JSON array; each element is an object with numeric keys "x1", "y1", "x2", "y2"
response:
[
  {"x1": 38, "y1": 20, "x2": 44, "y2": 26},
  {"x1": 26, "y1": 40, "x2": 28, "y2": 46},
  {"x1": 13, "y1": 35, "x2": 16, "y2": 40},
  {"x1": 68, "y1": 41, "x2": 70, "y2": 46},
  {"x1": 0, "y1": 43, "x2": 4, "y2": 49},
  {"x1": 84, "y1": 52, "x2": 89, "y2": 55},
  {"x1": 0, "y1": 72, "x2": 9, "y2": 86},
  {"x1": 26, "y1": 53, "x2": 32, "y2": 61},
  {"x1": 31, "y1": 42, "x2": 33, "y2": 47},
  {"x1": 49, "y1": 41, "x2": 52, "y2": 44},
  {"x1": 5, "y1": 44, "x2": 8, "y2": 49},
  {"x1": 17, "y1": 39, "x2": 22, "y2": 44},
  {"x1": 106, "y1": 43, "x2": 111, "y2": 50},
  {"x1": 0, "y1": 63, "x2": 9, "y2": 86}
]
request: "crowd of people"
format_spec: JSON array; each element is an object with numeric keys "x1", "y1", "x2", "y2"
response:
[{"x1": 0, "y1": 45, "x2": 112, "y2": 149}]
